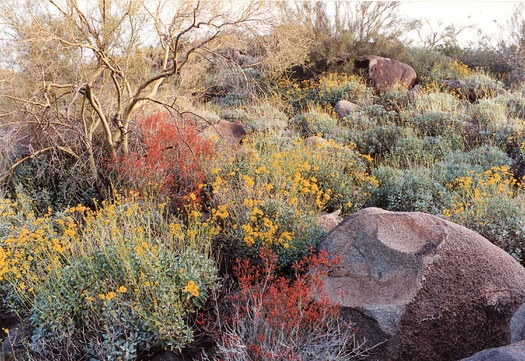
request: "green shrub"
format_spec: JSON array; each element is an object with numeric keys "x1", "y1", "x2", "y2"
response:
[
  {"x1": 389, "y1": 136, "x2": 456, "y2": 168},
  {"x1": 8, "y1": 155, "x2": 99, "y2": 214},
  {"x1": 244, "y1": 104, "x2": 289, "y2": 133},
  {"x1": 370, "y1": 166, "x2": 451, "y2": 214},
  {"x1": 413, "y1": 92, "x2": 462, "y2": 114},
  {"x1": 434, "y1": 146, "x2": 512, "y2": 185},
  {"x1": 354, "y1": 125, "x2": 407, "y2": 158},
  {"x1": 378, "y1": 89, "x2": 410, "y2": 112},
  {"x1": 464, "y1": 72, "x2": 504, "y2": 100},
  {"x1": 504, "y1": 94, "x2": 525, "y2": 119},
  {"x1": 342, "y1": 104, "x2": 398, "y2": 131},
  {"x1": 289, "y1": 111, "x2": 350, "y2": 142},
  {"x1": 409, "y1": 111, "x2": 467, "y2": 138},
  {"x1": 317, "y1": 73, "x2": 373, "y2": 107},
  {"x1": 0, "y1": 196, "x2": 218, "y2": 360},
  {"x1": 469, "y1": 99, "x2": 507, "y2": 130},
  {"x1": 205, "y1": 135, "x2": 378, "y2": 267},
  {"x1": 442, "y1": 165, "x2": 525, "y2": 264}
]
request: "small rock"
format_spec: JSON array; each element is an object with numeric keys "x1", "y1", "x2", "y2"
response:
[{"x1": 334, "y1": 100, "x2": 360, "y2": 117}]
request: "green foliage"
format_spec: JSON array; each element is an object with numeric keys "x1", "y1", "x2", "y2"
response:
[
  {"x1": 274, "y1": 74, "x2": 373, "y2": 113},
  {"x1": 0, "y1": 195, "x2": 217, "y2": 360},
  {"x1": 316, "y1": 73, "x2": 373, "y2": 107},
  {"x1": 389, "y1": 136, "x2": 456, "y2": 168},
  {"x1": 370, "y1": 167, "x2": 451, "y2": 214},
  {"x1": 290, "y1": 111, "x2": 350, "y2": 142},
  {"x1": 412, "y1": 92, "x2": 462, "y2": 114},
  {"x1": 8, "y1": 155, "x2": 99, "y2": 214},
  {"x1": 205, "y1": 135, "x2": 377, "y2": 268},
  {"x1": 244, "y1": 105, "x2": 289, "y2": 133},
  {"x1": 378, "y1": 89, "x2": 410, "y2": 112},
  {"x1": 463, "y1": 72, "x2": 505, "y2": 100},
  {"x1": 409, "y1": 111, "x2": 467, "y2": 138},
  {"x1": 434, "y1": 146, "x2": 512, "y2": 185},
  {"x1": 354, "y1": 125, "x2": 407, "y2": 158}
]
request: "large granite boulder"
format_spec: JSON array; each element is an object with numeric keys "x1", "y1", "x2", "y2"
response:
[
  {"x1": 357, "y1": 56, "x2": 417, "y2": 93},
  {"x1": 320, "y1": 208, "x2": 525, "y2": 361}
]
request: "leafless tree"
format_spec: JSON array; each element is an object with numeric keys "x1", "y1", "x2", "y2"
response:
[{"x1": 0, "y1": 0, "x2": 267, "y2": 192}]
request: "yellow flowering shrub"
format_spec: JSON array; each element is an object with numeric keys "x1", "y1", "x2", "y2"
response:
[
  {"x1": 0, "y1": 192, "x2": 217, "y2": 359},
  {"x1": 443, "y1": 166, "x2": 525, "y2": 261},
  {"x1": 205, "y1": 134, "x2": 378, "y2": 266}
]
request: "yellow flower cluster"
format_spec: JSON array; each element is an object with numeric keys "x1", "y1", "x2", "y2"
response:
[
  {"x1": 443, "y1": 166, "x2": 519, "y2": 221},
  {"x1": 184, "y1": 280, "x2": 199, "y2": 297}
]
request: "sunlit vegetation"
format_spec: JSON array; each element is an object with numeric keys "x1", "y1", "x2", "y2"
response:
[{"x1": 2, "y1": 0, "x2": 525, "y2": 359}]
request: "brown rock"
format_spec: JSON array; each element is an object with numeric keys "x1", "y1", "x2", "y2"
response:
[
  {"x1": 358, "y1": 56, "x2": 417, "y2": 93},
  {"x1": 320, "y1": 208, "x2": 525, "y2": 361},
  {"x1": 202, "y1": 119, "x2": 246, "y2": 145},
  {"x1": 313, "y1": 209, "x2": 343, "y2": 233},
  {"x1": 334, "y1": 100, "x2": 360, "y2": 117}
]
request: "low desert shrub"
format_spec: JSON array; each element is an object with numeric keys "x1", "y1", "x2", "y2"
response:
[
  {"x1": 289, "y1": 111, "x2": 350, "y2": 141},
  {"x1": 0, "y1": 194, "x2": 218, "y2": 360},
  {"x1": 463, "y1": 72, "x2": 504, "y2": 101},
  {"x1": 434, "y1": 146, "x2": 512, "y2": 185},
  {"x1": 244, "y1": 104, "x2": 289, "y2": 134},
  {"x1": 317, "y1": 73, "x2": 373, "y2": 107},
  {"x1": 354, "y1": 125, "x2": 407, "y2": 159},
  {"x1": 205, "y1": 135, "x2": 377, "y2": 267},
  {"x1": 378, "y1": 89, "x2": 410, "y2": 112},
  {"x1": 8, "y1": 152, "x2": 100, "y2": 214},
  {"x1": 341, "y1": 104, "x2": 398, "y2": 131},
  {"x1": 442, "y1": 166, "x2": 525, "y2": 263},
  {"x1": 370, "y1": 166, "x2": 451, "y2": 214},
  {"x1": 388, "y1": 136, "x2": 456, "y2": 168},
  {"x1": 212, "y1": 248, "x2": 369, "y2": 361},
  {"x1": 420, "y1": 59, "x2": 472, "y2": 93},
  {"x1": 468, "y1": 99, "x2": 507, "y2": 130},
  {"x1": 413, "y1": 92, "x2": 462, "y2": 114},
  {"x1": 409, "y1": 111, "x2": 467, "y2": 138},
  {"x1": 273, "y1": 73, "x2": 373, "y2": 113}
]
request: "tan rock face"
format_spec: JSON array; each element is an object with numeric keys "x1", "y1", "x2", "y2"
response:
[
  {"x1": 362, "y1": 56, "x2": 417, "y2": 93},
  {"x1": 334, "y1": 100, "x2": 360, "y2": 117},
  {"x1": 312, "y1": 209, "x2": 343, "y2": 233},
  {"x1": 320, "y1": 208, "x2": 525, "y2": 361},
  {"x1": 202, "y1": 119, "x2": 246, "y2": 145}
]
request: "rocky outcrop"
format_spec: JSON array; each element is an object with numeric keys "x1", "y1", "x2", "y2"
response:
[
  {"x1": 356, "y1": 56, "x2": 417, "y2": 92},
  {"x1": 334, "y1": 100, "x2": 360, "y2": 117},
  {"x1": 459, "y1": 340, "x2": 525, "y2": 361},
  {"x1": 202, "y1": 120, "x2": 246, "y2": 145},
  {"x1": 320, "y1": 208, "x2": 525, "y2": 361}
]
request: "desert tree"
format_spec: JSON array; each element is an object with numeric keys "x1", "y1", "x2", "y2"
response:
[
  {"x1": 0, "y1": 0, "x2": 268, "y2": 200},
  {"x1": 280, "y1": 1, "x2": 419, "y2": 74}
]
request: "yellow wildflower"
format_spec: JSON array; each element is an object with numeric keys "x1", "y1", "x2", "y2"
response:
[{"x1": 184, "y1": 280, "x2": 199, "y2": 297}]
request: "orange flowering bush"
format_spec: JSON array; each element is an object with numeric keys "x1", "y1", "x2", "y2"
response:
[
  {"x1": 213, "y1": 248, "x2": 368, "y2": 360},
  {"x1": 111, "y1": 112, "x2": 214, "y2": 204}
]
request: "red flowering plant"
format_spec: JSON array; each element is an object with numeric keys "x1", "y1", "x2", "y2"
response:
[
  {"x1": 213, "y1": 247, "x2": 369, "y2": 360},
  {"x1": 110, "y1": 112, "x2": 214, "y2": 205}
]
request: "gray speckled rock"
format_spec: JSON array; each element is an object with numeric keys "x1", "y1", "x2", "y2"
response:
[
  {"x1": 320, "y1": 207, "x2": 525, "y2": 361},
  {"x1": 459, "y1": 340, "x2": 525, "y2": 361}
]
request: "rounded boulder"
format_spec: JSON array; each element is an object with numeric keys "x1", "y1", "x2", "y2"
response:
[{"x1": 320, "y1": 207, "x2": 525, "y2": 361}]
